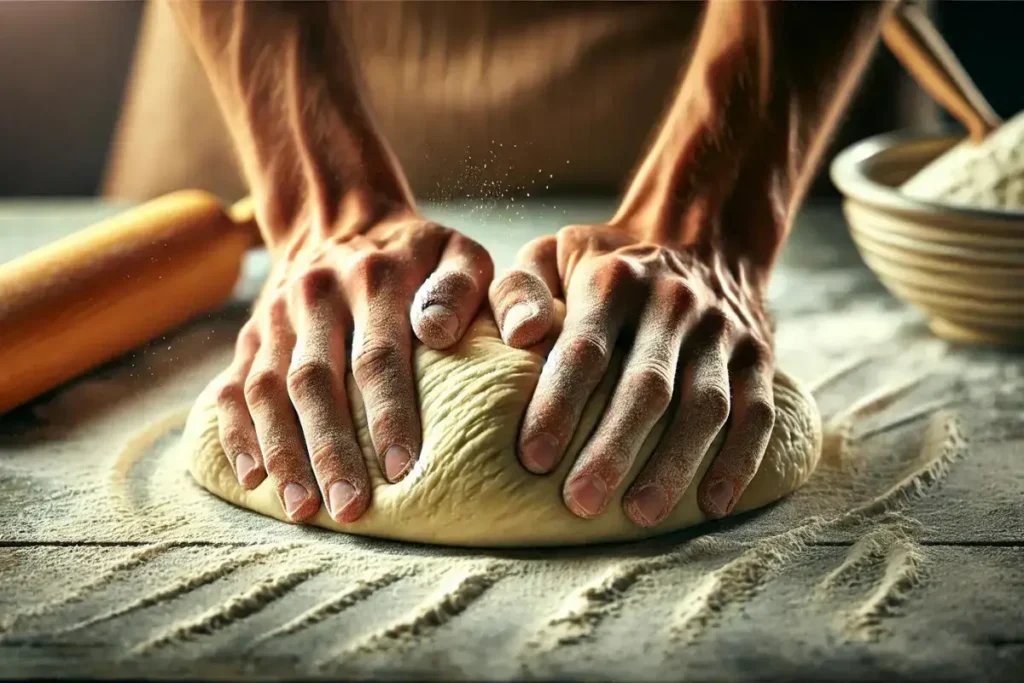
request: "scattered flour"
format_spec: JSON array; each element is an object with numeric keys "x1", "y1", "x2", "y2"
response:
[{"x1": 2, "y1": 206, "x2": 1012, "y2": 680}]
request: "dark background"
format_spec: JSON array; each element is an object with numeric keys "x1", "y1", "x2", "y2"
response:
[{"x1": 0, "y1": 1, "x2": 1020, "y2": 199}]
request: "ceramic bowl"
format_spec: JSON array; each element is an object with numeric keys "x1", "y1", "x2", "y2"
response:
[{"x1": 830, "y1": 132, "x2": 1024, "y2": 345}]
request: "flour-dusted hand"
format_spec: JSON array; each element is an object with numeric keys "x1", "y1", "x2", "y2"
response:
[
  {"x1": 173, "y1": 0, "x2": 893, "y2": 527},
  {"x1": 171, "y1": 2, "x2": 493, "y2": 523},
  {"x1": 490, "y1": 0, "x2": 894, "y2": 527},
  {"x1": 490, "y1": 224, "x2": 774, "y2": 526},
  {"x1": 217, "y1": 215, "x2": 491, "y2": 523}
]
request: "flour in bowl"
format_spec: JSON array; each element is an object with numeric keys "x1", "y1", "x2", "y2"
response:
[{"x1": 902, "y1": 110, "x2": 1024, "y2": 211}]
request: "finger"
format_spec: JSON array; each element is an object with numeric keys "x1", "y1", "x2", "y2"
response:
[
  {"x1": 517, "y1": 256, "x2": 637, "y2": 476},
  {"x1": 244, "y1": 298, "x2": 320, "y2": 522},
  {"x1": 563, "y1": 279, "x2": 697, "y2": 519},
  {"x1": 216, "y1": 323, "x2": 265, "y2": 489},
  {"x1": 347, "y1": 252, "x2": 421, "y2": 483},
  {"x1": 286, "y1": 269, "x2": 371, "y2": 523},
  {"x1": 412, "y1": 232, "x2": 494, "y2": 349},
  {"x1": 698, "y1": 339, "x2": 776, "y2": 519},
  {"x1": 489, "y1": 235, "x2": 558, "y2": 348},
  {"x1": 624, "y1": 334, "x2": 730, "y2": 527}
]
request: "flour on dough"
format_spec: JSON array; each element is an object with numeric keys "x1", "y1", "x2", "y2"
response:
[{"x1": 182, "y1": 315, "x2": 822, "y2": 547}]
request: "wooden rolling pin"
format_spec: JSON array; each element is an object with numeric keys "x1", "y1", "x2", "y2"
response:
[{"x1": 0, "y1": 190, "x2": 257, "y2": 415}]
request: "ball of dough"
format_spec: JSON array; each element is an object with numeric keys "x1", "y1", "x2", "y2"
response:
[{"x1": 183, "y1": 315, "x2": 822, "y2": 547}]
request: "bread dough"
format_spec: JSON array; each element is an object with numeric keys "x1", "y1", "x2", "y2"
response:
[{"x1": 183, "y1": 315, "x2": 822, "y2": 547}]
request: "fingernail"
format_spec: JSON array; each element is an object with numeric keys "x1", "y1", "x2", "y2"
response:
[
  {"x1": 706, "y1": 480, "x2": 736, "y2": 517},
  {"x1": 629, "y1": 485, "x2": 667, "y2": 527},
  {"x1": 566, "y1": 475, "x2": 608, "y2": 517},
  {"x1": 283, "y1": 483, "x2": 308, "y2": 516},
  {"x1": 235, "y1": 453, "x2": 257, "y2": 484},
  {"x1": 384, "y1": 445, "x2": 412, "y2": 481},
  {"x1": 521, "y1": 433, "x2": 559, "y2": 473},
  {"x1": 503, "y1": 302, "x2": 536, "y2": 334},
  {"x1": 329, "y1": 480, "x2": 357, "y2": 517},
  {"x1": 423, "y1": 304, "x2": 460, "y2": 344}
]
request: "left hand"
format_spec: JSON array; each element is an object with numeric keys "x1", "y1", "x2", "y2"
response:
[{"x1": 489, "y1": 220, "x2": 776, "y2": 527}]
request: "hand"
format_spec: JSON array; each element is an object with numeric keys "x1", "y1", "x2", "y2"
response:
[
  {"x1": 489, "y1": 221, "x2": 775, "y2": 527},
  {"x1": 215, "y1": 211, "x2": 493, "y2": 523}
]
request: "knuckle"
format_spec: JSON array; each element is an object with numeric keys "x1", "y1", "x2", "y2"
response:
[
  {"x1": 661, "y1": 279, "x2": 699, "y2": 319},
  {"x1": 293, "y1": 267, "x2": 337, "y2": 303},
  {"x1": 732, "y1": 337, "x2": 773, "y2": 371},
  {"x1": 417, "y1": 220, "x2": 449, "y2": 240},
  {"x1": 592, "y1": 256, "x2": 637, "y2": 294},
  {"x1": 307, "y1": 442, "x2": 340, "y2": 472},
  {"x1": 518, "y1": 234, "x2": 556, "y2": 261},
  {"x1": 244, "y1": 369, "x2": 284, "y2": 408},
  {"x1": 346, "y1": 250, "x2": 399, "y2": 290},
  {"x1": 459, "y1": 235, "x2": 492, "y2": 264},
  {"x1": 215, "y1": 380, "x2": 246, "y2": 408},
  {"x1": 394, "y1": 219, "x2": 448, "y2": 254},
  {"x1": 491, "y1": 268, "x2": 543, "y2": 304},
  {"x1": 261, "y1": 445, "x2": 292, "y2": 473},
  {"x1": 752, "y1": 340, "x2": 773, "y2": 367},
  {"x1": 236, "y1": 323, "x2": 259, "y2": 353},
  {"x1": 491, "y1": 268, "x2": 524, "y2": 295},
  {"x1": 351, "y1": 340, "x2": 402, "y2": 388},
  {"x1": 700, "y1": 307, "x2": 733, "y2": 338},
  {"x1": 624, "y1": 366, "x2": 674, "y2": 413},
  {"x1": 448, "y1": 267, "x2": 479, "y2": 293},
  {"x1": 695, "y1": 385, "x2": 731, "y2": 427},
  {"x1": 368, "y1": 409, "x2": 402, "y2": 444},
  {"x1": 557, "y1": 224, "x2": 589, "y2": 244},
  {"x1": 286, "y1": 359, "x2": 335, "y2": 400},
  {"x1": 266, "y1": 296, "x2": 290, "y2": 323},
  {"x1": 364, "y1": 399, "x2": 418, "y2": 451},
  {"x1": 220, "y1": 424, "x2": 250, "y2": 451},
  {"x1": 746, "y1": 399, "x2": 776, "y2": 433},
  {"x1": 239, "y1": 319, "x2": 259, "y2": 338},
  {"x1": 564, "y1": 334, "x2": 610, "y2": 369}
]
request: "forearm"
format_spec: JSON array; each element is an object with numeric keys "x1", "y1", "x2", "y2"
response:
[
  {"x1": 169, "y1": 0, "x2": 412, "y2": 247},
  {"x1": 616, "y1": 0, "x2": 896, "y2": 274}
]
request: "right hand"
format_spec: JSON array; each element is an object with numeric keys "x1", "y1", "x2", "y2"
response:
[{"x1": 215, "y1": 210, "x2": 493, "y2": 523}]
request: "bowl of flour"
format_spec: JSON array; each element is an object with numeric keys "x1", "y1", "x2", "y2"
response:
[{"x1": 830, "y1": 111, "x2": 1024, "y2": 345}]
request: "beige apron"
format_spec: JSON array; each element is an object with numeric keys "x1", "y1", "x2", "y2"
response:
[{"x1": 103, "y1": 1, "x2": 704, "y2": 203}]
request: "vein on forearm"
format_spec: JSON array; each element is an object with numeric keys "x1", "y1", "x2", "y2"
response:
[
  {"x1": 615, "y1": 0, "x2": 774, "y2": 244},
  {"x1": 718, "y1": 1, "x2": 895, "y2": 275},
  {"x1": 171, "y1": 1, "x2": 412, "y2": 246},
  {"x1": 616, "y1": 0, "x2": 895, "y2": 275}
]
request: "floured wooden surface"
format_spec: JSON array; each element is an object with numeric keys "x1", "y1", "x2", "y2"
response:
[{"x1": 1, "y1": 200, "x2": 1022, "y2": 680}]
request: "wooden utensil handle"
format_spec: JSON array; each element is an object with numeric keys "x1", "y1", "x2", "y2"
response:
[
  {"x1": 882, "y1": 4, "x2": 1001, "y2": 143},
  {"x1": 0, "y1": 190, "x2": 256, "y2": 415}
]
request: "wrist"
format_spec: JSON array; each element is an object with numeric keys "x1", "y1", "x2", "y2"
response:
[
  {"x1": 259, "y1": 188, "x2": 415, "y2": 258},
  {"x1": 612, "y1": 103, "x2": 789, "y2": 284},
  {"x1": 174, "y1": 1, "x2": 416, "y2": 250},
  {"x1": 253, "y1": 163, "x2": 414, "y2": 247},
  {"x1": 613, "y1": 1, "x2": 777, "y2": 247},
  {"x1": 246, "y1": 52, "x2": 416, "y2": 249},
  {"x1": 249, "y1": 69, "x2": 415, "y2": 249},
  {"x1": 612, "y1": 92, "x2": 779, "y2": 249}
]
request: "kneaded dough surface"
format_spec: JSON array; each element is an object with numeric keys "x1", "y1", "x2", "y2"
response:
[{"x1": 183, "y1": 316, "x2": 822, "y2": 547}]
